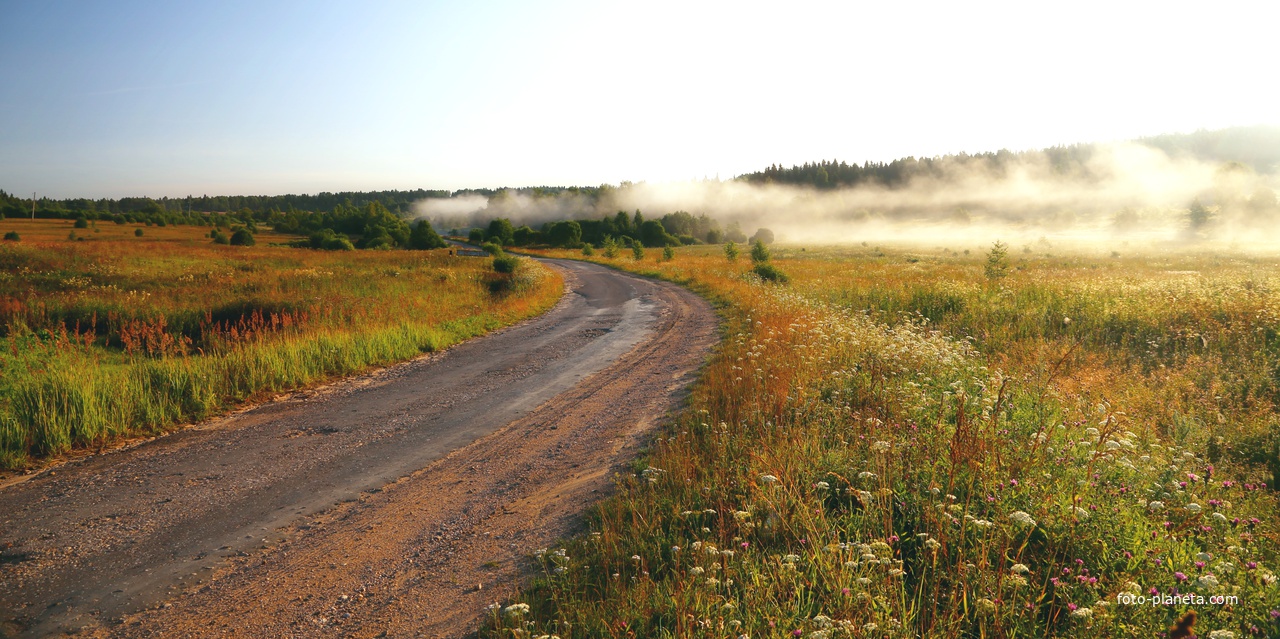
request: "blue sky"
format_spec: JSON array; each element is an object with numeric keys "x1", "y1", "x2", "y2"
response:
[{"x1": 2, "y1": 0, "x2": 1276, "y2": 198}]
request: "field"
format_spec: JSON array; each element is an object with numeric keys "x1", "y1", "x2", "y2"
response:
[
  {"x1": 0, "y1": 218, "x2": 562, "y2": 469},
  {"x1": 490, "y1": 242, "x2": 1280, "y2": 638}
]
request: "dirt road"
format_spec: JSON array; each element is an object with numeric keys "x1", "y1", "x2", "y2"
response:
[{"x1": 0, "y1": 259, "x2": 718, "y2": 638}]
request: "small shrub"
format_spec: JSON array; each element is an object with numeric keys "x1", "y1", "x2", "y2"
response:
[
  {"x1": 662, "y1": 246, "x2": 675, "y2": 261},
  {"x1": 724, "y1": 241, "x2": 739, "y2": 262},
  {"x1": 582, "y1": 245, "x2": 595, "y2": 256},
  {"x1": 752, "y1": 262, "x2": 789, "y2": 283},
  {"x1": 325, "y1": 237, "x2": 355, "y2": 251},
  {"x1": 602, "y1": 236, "x2": 619, "y2": 259},
  {"x1": 212, "y1": 231, "x2": 230, "y2": 245},
  {"x1": 750, "y1": 239, "x2": 770, "y2": 263},
  {"x1": 3, "y1": 231, "x2": 19, "y2": 241},
  {"x1": 73, "y1": 217, "x2": 89, "y2": 229},
  {"x1": 632, "y1": 244, "x2": 645, "y2": 261},
  {"x1": 984, "y1": 240, "x2": 1009, "y2": 279},
  {"x1": 229, "y1": 229, "x2": 255, "y2": 246},
  {"x1": 492, "y1": 255, "x2": 519, "y2": 274},
  {"x1": 480, "y1": 242, "x2": 504, "y2": 256},
  {"x1": 135, "y1": 228, "x2": 144, "y2": 237}
]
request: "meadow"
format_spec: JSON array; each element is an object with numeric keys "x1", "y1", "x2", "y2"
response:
[
  {"x1": 0, "y1": 218, "x2": 562, "y2": 469},
  {"x1": 489, "y1": 241, "x2": 1280, "y2": 638}
]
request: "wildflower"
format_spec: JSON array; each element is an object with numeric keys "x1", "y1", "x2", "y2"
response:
[
  {"x1": 1148, "y1": 501, "x2": 1165, "y2": 511},
  {"x1": 924, "y1": 538, "x2": 941, "y2": 551},
  {"x1": 1207, "y1": 631, "x2": 1235, "y2": 639},
  {"x1": 705, "y1": 577, "x2": 720, "y2": 587},
  {"x1": 1010, "y1": 511, "x2": 1037, "y2": 528},
  {"x1": 1196, "y1": 574, "x2": 1220, "y2": 590},
  {"x1": 815, "y1": 481, "x2": 830, "y2": 491},
  {"x1": 871, "y1": 440, "x2": 891, "y2": 453},
  {"x1": 759, "y1": 474, "x2": 779, "y2": 485},
  {"x1": 1186, "y1": 503, "x2": 1203, "y2": 514},
  {"x1": 1074, "y1": 507, "x2": 1090, "y2": 520},
  {"x1": 1007, "y1": 575, "x2": 1028, "y2": 587},
  {"x1": 1070, "y1": 607, "x2": 1093, "y2": 619},
  {"x1": 975, "y1": 598, "x2": 997, "y2": 615},
  {"x1": 858, "y1": 471, "x2": 877, "y2": 480},
  {"x1": 1011, "y1": 563, "x2": 1031, "y2": 575},
  {"x1": 690, "y1": 567, "x2": 704, "y2": 575},
  {"x1": 503, "y1": 603, "x2": 530, "y2": 617}
]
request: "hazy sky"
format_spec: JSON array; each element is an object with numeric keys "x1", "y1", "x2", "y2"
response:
[{"x1": 1, "y1": 0, "x2": 1275, "y2": 198}]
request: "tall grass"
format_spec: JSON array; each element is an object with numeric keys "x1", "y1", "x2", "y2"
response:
[
  {"x1": 485, "y1": 244, "x2": 1280, "y2": 638},
  {"x1": 0, "y1": 224, "x2": 562, "y2": 468}
]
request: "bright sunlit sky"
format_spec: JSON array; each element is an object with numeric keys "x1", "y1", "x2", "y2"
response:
[{"x1": 2, "y1": 0, "x2": 1276, "y2": 198}]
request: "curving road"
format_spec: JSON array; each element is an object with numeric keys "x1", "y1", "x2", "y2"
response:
[{"x1": 0, "y1": 259, "x2": 718, "y2": 638}]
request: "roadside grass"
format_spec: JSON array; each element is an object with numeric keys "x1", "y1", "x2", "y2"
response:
[
  {"x1": 0, "y1": 225, "x2": 562, "y2": 469},
  {"x1": 485, "y1": 243, "x2": 1280, "y2": 638}
]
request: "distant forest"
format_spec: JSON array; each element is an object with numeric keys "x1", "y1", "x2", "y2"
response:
[
  {"x1": 3, "y1": 125, "x2": 1276, "y2": 250},
  {"x1": 737, "y1": 125, "x2": 1280, "y2": 189}
]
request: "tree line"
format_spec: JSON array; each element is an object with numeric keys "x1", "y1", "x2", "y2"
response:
[
  {"x1": 466, "y1": 209, "x2": 774, "y2": 250},
  {"x1": 737, "y1": 125, "x2": 1280, "y2": 189}
]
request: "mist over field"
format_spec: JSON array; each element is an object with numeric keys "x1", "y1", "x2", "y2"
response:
[{"x1": 414, "y1": 137, "x2": 1280, "y2": 249}]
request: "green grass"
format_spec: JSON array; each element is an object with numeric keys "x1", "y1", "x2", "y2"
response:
[{"x1": 0, "y1": 225, "x2": 562, "y2": 468}]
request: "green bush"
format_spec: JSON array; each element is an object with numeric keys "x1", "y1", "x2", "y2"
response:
[
  {"x1": 985, "y1": 240, "x2": 1010, "y2": 279},
  {"x1": 73, "y1": 217, "x2": 89, "y2": 229},
  {"x1": 724, "y1": 241, "x2": 739, "y2": 262},
  {"x1": 3, "y1": 231, "x2": 19, "y2": 242},
  {"x1": 752, "y1": 262, "x2": 789, "y2": 283},
  {"x1": 481, "y1": 242, "x2": 504, "y2": 256},
  {"x1": 229, "y1": 229, "x2": 255, "y2": 246},
  {"x1": 212, "y1": 230, "x2": 230, "y2": 245},
  {"x1": 409, "y1": 219, "x2": 447, "y2": 250},
  {"x1": 492, "y1": 255, "x2": 519, "y2": 274},
  {"x1": 135, "y1": 228, "x2": 144, "y2": 237},
  {"x1": 582, "y1": 245, "x2": 595, "y2": 256},
  {"x1": 750, "y1": 239, "x2": 770, "y2": 263},
  {"x1": 325, "y1": 236, "x2": 355, "y2": 251}
]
